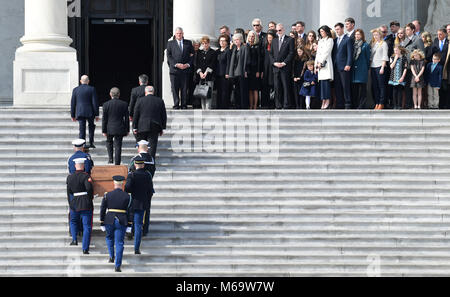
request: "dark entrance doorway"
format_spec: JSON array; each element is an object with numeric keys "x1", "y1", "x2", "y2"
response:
[
  {"x1": 68, "y1": 0, "x2": 173, "y2": 102},
  {"x1": 89, "y1": 20, "x2": 152, "y2": 105}
]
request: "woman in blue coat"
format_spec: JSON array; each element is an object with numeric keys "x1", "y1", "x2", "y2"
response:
[{"x1": 351, "y1": 29, "x2": 371, "y2": 109}]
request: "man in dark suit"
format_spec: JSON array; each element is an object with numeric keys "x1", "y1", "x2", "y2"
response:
[
  {"x1": 432, "y1": 29, "x2": 449, "y2": 66},
  {"x1": 133, "y1": 86, "x2": 167, "y2": 160},
  {"x1": 166, "y1": 27, "x2": 194, "y2": 109},
  {"x1": 433, "y1": 29, "x2": 450, "y2": 108},
  {"x1": 332, "y1": 23, "x2": 354, "y2": 109},
  {"x1": 253, "y1": 18, "x2": 267, "y2": 44},
  {"x1": 270, "y1": 23, "x2": 295, "y2": 109},
  {"x1": 70, "y1": 75, "x2": 99, "y2": 148},
  {"x1": 345, "y1": 18, "x2": 356, "y2": 40},
  {"x1": 102, "y1": 87, "x2": 129, "y2": 165},
  {"x1": 129, "y1": 74, "x2": 149, "y2": 121},
  {"x1": 295, "y1": 21, "x2": 308, "y2": 42}
]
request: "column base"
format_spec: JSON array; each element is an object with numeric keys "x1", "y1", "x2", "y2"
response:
[
  {"x1": 162, "y1": 49, "x2": 174, "y2": 109},
  {"x1": 13, "y1": 51, "x2": 79, "y2": 106}
]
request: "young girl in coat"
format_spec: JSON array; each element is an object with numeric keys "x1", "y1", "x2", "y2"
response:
[
  {"x1": 388, "y1": 46, "x2": 409, "y2": 110},
  {"x1": 410, "y1": 49, "x2": 426, "y2": 109},
  {"x1": 300, "y1": 60, "x2": 318, "y2": 110}
]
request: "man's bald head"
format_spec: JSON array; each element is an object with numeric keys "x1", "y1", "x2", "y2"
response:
[
  {"x1": 145, "y1": 86, "x2": 155, "y2": 96},
  {"x1": 80, "y1": 75, "x2": 89, "y2": 84}
]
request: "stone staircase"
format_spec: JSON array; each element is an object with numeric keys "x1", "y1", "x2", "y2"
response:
[{"x1": 2, "y1": 107, "x2": 450, "y2": 276}]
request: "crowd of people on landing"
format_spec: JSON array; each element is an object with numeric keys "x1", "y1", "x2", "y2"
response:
[{"x1": 167, "y1": 19, "x2": 450, "y2": 110}]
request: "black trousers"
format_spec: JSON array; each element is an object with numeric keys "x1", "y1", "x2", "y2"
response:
[
  {"x1": 273, "y1": 70, "x2": 291, "y2": 109},
  {"x1": 439, "y1": 80, "x2": 449, "y2": 109},
  {"x1": 137, "y1": 125, "x2": 160, "y2": 160},
  {"x1": 392, "y1": 85, "x2": 404, "y2": 109},
  {"x1": 231, "y1": 76, "x2": 249, "y2": 109},
  {"x1": 293, "y1": 81, "x2": 304, "y2": 109},
  {"x1": 170, "y1": 73, "x2": 189, "y2": 108},
  {"x1": 78, "y1": 117, "x2": 96, "y2": 145},
  {"x1": 351, "y1": 83, "x2": 367, "y2": 109},
  {"x1": 216, "y1": 76, "x2": 231, "y2": 109},
  {"x1": 334, "y1": 70, "x2": 352, "y2": 109},
  {"x1": 260, "y1": 82, "x2": 271, "y2": 109},
  {"x1": 106, "y1": 135, "x2": 123, "y2": 165}
]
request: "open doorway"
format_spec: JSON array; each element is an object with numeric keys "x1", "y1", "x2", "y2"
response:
[{"x1": 89, "y1": 20, "x2": 153, "y2": 106}]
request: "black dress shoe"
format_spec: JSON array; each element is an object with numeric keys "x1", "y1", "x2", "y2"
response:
[
  {"x1": 115, "y1": 266, "x2": 121, "y2": 272},
  {"x1": 173, "y1": 105, "x2": 180, "y2": 110},
  {"x1": 181, "y1": 106, "x2": 188, "y2": 110},
  {"x1": 83, "y1": 250, "x2": 89, "y2": 255},
  {"x1": 135, "y1": 250, "x2": 141, "y2": 255},
  {"x1": 70, "y1": 240, "x2": 78, "y2": 246},
  {"x1": 89, "y1": 143, "x2": 96, "y2": 149},
  {"x1": 108, "y1": 257, "x2": 115, "y2": 263}
]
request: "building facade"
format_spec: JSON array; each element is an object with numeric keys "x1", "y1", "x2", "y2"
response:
[{"x1": 0, "y1": 0, "x2": 434, "y2": 106}]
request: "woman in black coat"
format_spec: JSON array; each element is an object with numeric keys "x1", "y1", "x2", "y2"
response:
[
  {"x1": 247, "y1": 30, "x2": 262, "y2": 109},
  {"x1": 261, "y1": 29, "x2": 276, "y2": 109},
  {"x1": 216, "y1": 34, "x2": 232, "y2": 109},
  {"x1": 195, "y1": 36, "x2": 217, "y2": 109}
]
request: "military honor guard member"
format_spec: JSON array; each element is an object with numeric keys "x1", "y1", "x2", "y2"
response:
[
  {"x1": 66, "y1": 158, "x2": 94, "y2": 254},
  {"x1": 68, "y1": 139, "x2": 94, "y2": 174},
  {"x1": 100, "y1": 175, "x2": 133, "y2": 272},
  {"x1": 125, "y1": 157, "x2": 155, "y2": 254},
  {"x1": 128, "y1": 140, "x2": 156, "y2": 178}
]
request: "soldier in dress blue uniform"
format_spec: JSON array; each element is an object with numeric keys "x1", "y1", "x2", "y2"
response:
[
  {"x1": 66, "y1": 158, "x2": 94, "y2": 254},
  {"x1": 128, "y1": 140, "x2": 156, "y2": 177},
  {"x1": 100, "y1": 175, "x2": 133, "y2": 272},
  {"x1": 68, "y1": 139, "x2": 94, "y2": 174},
  {"x1": 128, "y1": 140, "x2": 155, "y2": 238},
  {"x1": 125, "y1": 156, "x2": 154, "y2": 254}
]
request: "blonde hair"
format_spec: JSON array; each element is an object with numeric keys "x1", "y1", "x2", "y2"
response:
[
  {"x1": 421, "y1": 31, "x2": 433, "y2": 47},
  {"x1": 246, "y1": 30, "x2": 259, "y2": 45},
  {"x1": 371, "y1": 28, "x2": 384, "y2": 45},
  {"x1": 410, "y1": 49, "x2": 425, "y2": 60}
]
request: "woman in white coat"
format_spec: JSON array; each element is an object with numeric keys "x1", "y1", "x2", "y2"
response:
[{"x1": 315, "y1": 25, "x2": 334, "y2": 109}]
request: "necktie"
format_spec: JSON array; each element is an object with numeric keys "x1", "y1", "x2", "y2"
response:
[
  {"x1": 279, "y1": 36, "x2": 283, "y2": 50},
  {"x1": 440, "y1": 40, "x2": 444, "y2": 52},
  {"x1": 179, "y1": 40, "x2": 183, "y2": 51}
]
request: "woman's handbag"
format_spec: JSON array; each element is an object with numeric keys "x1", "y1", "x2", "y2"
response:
[{"x1": 193, "y1": 80, "x2": 212, "y2": 100}]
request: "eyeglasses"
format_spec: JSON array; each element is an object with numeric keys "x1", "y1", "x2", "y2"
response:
[
  {"x1": 253, "y1": 24, "x2": 261, "y2": 27},
  {"x1": 277, "y1": 29, "x2": 283, "y2": 32},
  {"x1": 381, "y1": 31, "x2": 388, "y2": 34}
]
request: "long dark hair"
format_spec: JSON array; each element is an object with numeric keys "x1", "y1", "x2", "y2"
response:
[{"x1": 318, "y1": 25, "x2": 332, "y2": 39}]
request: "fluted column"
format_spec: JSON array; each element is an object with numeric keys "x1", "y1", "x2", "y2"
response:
[
  {"x1": 14, "y1": 0, "x2": 79, "y2": 106},
  {"x1": 173, "y1": 0, "x2": 216, "y2": 44},
  {"x1": 162, "y1": 0, "x2": 216, "y2": 108},
  {"x1": 320, "y1": 0, "x2": 362, "y2": 29}
]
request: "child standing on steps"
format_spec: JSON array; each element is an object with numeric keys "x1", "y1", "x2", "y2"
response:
[
  {"x1": 425, "y1": 53, "x2": 443, "y2": 110},
  {"x1": 388, "y1": 46, "x2": 409, "y2": 110},
  {"x1": 300, "y1": 60, "x2": 318, "y2": 110},
  {"x1": 410, "y1": 49, "x2": 426, "y2": 109}
]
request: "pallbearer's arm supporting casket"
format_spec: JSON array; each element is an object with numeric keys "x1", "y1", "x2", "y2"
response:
[{"x1": 91, "y1": 165, "x2": 129, "y2": 197}]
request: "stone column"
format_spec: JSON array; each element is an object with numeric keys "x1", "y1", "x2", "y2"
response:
[
  {"x1": 162, "y1": 0, "x2": 216, "y2": 108},
  {"x1": 13, "y1": 0, "x2": 79, "y2": 107},
  {"x1": 319, "y1": 0, "x2": 362, "y2": 29}
]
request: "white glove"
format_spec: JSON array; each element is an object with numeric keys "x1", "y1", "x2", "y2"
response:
[
  {"x1": 126, "y1": 227, "x2": 132, "y2": 233},
  {"x1": 100, "y1": 226, "x2": 106, "y2": 232}
]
